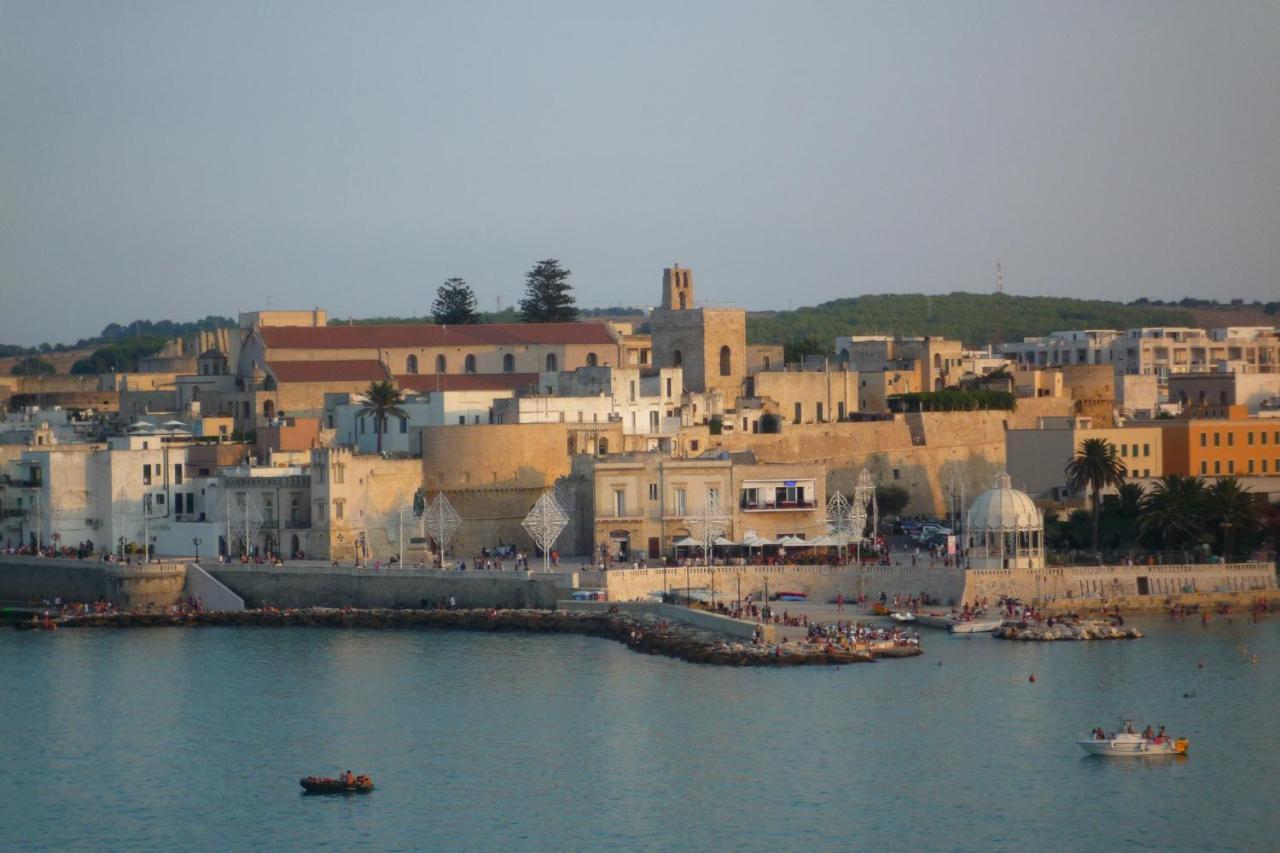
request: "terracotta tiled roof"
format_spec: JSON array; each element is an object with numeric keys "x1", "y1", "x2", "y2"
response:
[
  {"x1": 259, "y1": 322, "x2": 617, "y2": 349},
  {"x1": 266, "y1": 360, "x2": 391, "y2": 383},
  {"x1": 395, "y1": 373, "x2": 539, "y2": 394}
]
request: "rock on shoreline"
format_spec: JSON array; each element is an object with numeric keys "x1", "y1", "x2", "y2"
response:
[
  {"x1": 994, "y1": 621, "x2": 1143, "y2": 641},
  {"x1": 27, "y1": 607, "x2": 922, "y2": 667}
]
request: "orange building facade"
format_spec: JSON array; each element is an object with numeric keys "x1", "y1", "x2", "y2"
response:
[{"x1": 1158, "y1": 405, "x2": 1280, "y2": 478}]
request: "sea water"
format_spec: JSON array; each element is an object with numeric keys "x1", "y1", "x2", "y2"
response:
[{"x1": 1, "y1": 617, "x2": 1277, "y2": 851}]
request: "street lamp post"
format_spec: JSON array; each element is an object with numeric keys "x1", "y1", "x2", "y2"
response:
[{"x1": 193, "y1": 537, "x2": 202, "y2": 563}]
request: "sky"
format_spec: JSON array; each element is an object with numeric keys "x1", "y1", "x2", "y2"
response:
[{"x1": 2, "y1": 1, "x2": 1278, "y2": 346}]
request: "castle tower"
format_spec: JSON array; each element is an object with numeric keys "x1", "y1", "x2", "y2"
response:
[
  {"x1": 661, "y1": 264, "x2": 694, "y2": 311},
  {"x1": 650, "y1": 265, "x2": 746, "y2": 397}
]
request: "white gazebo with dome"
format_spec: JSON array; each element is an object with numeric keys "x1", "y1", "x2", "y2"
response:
[{"x1": 963, "y1": 472, "x2": 1045, "y2": 571}]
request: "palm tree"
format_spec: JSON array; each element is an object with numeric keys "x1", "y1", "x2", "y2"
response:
[
  {"x1": 357, "y1": 380, "x2": 408, "y2": 454},
  {"x1": 1138, "y1": 475, "x2": 1206, "y2": 552},
  {"x1": 1064, "y1": 438, "x2": 1127, "y2": 553},
  {"x1": 1203, "y1": 477, "x2": 1259, "y2": 559},
  {"x1": 1114, "y1": 482, "x2": 1144, "y2": 518}
]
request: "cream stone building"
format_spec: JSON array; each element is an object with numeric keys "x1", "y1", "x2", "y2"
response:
[
  {"x1": 1005, "y1": 417, "x2": 1165, "y2": 500},
  {"x1": 590, "y1": 452, "x2": 827, "y2": 561},
  {"x1": 749, "y1": 368, "x2": 860, "y2": 426}
]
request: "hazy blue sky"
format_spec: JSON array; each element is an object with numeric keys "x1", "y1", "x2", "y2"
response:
[{"x1": 2, "y1": 1, "x2": 1277, "y2": 346}]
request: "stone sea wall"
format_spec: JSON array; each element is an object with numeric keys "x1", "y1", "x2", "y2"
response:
[
  {"x1": 0, "y1": 556, "x2": 186, "y2": 609},
  {"x1": 209, "y1": 564, "x2": 577, "y2": 610}
]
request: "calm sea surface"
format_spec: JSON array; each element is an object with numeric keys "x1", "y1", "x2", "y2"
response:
[{"x1": 1, "y1": 616, "x2": 1277, "y2": 851}]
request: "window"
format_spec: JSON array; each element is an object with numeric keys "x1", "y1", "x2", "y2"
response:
[
  {"x1": 334, "y1": 500, "x2": 344, "y2": 520},
  {"x1": 649, "y1": 411, "x2": 660, "y2": 431},
  {"x1": 1248, "y1": 432, "x2": 1254, "y2": 445},
  {"x1": 675, "y1": 488, "x2": 687, "y2": 515},
  {"x1": 458, "y1": 416, "x2": 466, "y2": 425},
  {"x1": 545, "y1": 353, "x2": 557, "y2": 372},
  {"x1": 837, "y1": 401, "x2": 846, "y2": 420},
  {"x1": 1227, "y1": 433, "x2": 1234, "y2": 447},
  {"x1": 1200, "y1": 461, "x2": 1207, "y2": 475},
  {"x1": 629, "y1": 381, "x2": 636, "y2": 402},
  {"x1": 1248, "y1": 459, "x2": 1255, "y2": 473},
  {"x1": 503, "y1": 354, "x2": 515, "y2": 373},
  {"x1": 406, "y1": 355, "x2": 419, "y2": 374},
  {"x1": 1199, "y1": 433, "x2": 1207, "y2": 447},
  {"x1": 708, "y1": 487, "x2": 720, "y2": 505},
  {"x1": 719, "y1": 346, "x2": 731, "y2": 376},
  {"x1": 794, "y1": 402, "x2": 802, "y2": 423},
  {"x1": 436, "y1": 355, "x2": 447, "y2": 373},
  {"x1": 1214, "y1": 461, "x2": 1221, "y2": 474},
  {"x1": 334, "y1": 465, "x2": 344, "y2": 484},
  {"x1": 464, "y1": 354, "x2": 477, "y2": 374},
  {"x1": 1120, "y1": 445, "x2": 1127, "y2": 457},
  {"x1": 399, "y1": 417, "x2": 407, "y2": 434},
  {"x1": 1143, "y1": 443, "x2": 1150, "y2": 456},
  {"x1": 143, "y1": 464, "x2": 152, "y2": 485},
  {"x1": 1214, "y1": 433, "x2": 1220, "y2": 446},
  {"x1": 174, "y1": 465, "x2": 183, "y2": 485},
  {"x1": 665, "y1": 378, "x2": 672, "y2": 398},
  {"x1": 689, "y1": 440, "x2": 698, "y2": 452},
  {"x1": 648, "y1": 483, "x2": 659, "y2": 501},
  {"x1": 586, "y1": 352, "x2": 598, "y2": 367},
  {"x1": 1131, "y1": 444, "x2": 1139, "y2": 457},
  {"x1": 1228, "y1": 460, "x2": 1235, "y2": 474},
  {"x1": 893, "y1": 468, "x2": 901, "y2": 480},
  {"x1": 614, "y1": 490, "x2": 626, "y2": 517},
  {"x1": 816, "y1": 402, "x2": 824, "y2": 421},
  {"x1": 1261, "y1": 458, "x2": 1269, "y2": 472},
  {"x1": 1263, "y1": 432, "x2": 1269, "y2": 445}
]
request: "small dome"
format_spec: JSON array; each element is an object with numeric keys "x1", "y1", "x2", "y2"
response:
[{"x1": 966, "y1": 472, "x2": 1041, "y2": 531}]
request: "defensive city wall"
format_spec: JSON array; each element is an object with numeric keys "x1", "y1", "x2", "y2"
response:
[{"x1": 588, "y1": 560, "x2": 1277, "y2": 608}]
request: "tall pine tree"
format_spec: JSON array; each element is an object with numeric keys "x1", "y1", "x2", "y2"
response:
[
  {"x1": 519, "y1": 259, "x2": 579, "y2": 323},
  {"x1": 431, "y1": 278, "x2": 479, "y2": 325}
]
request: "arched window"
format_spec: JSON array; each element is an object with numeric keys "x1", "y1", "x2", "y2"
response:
[
  {"x1": 933, "y1": 353, "x2": 942, "y2": 368},
  {"x1": 678, "y1": 292, "x2": 687, "y2": 310},
  {"x1": 719, "y1": 346, "x2": 731, "y2": 376},
  {"x1": 436, "y1": 355, "x2": 447, "y2": 374},
  {"x1": 934, "y1": 377, "x2": 944, "y2": 391},
  {"x1": 406, "y1": 355, "x2": 418, "y2": 374},
  {"x1": 673, "y1": 350, "x2": 683, "y2": 367},
  {"x1": 263, "y1": 400, "x2": 275, "y2": 420},
  {"x1": 545, "y1": 353, "x2": 558, "y2": 372},
  {"x1": 503, "y1": 353, "x2": 515, "y2": 373},
  {"x1": 464, "y1": 354, "x2": 477, "y2": 374},
  {"x1": 598, "y1": 438, "x2": 609, "y2": 455},
  {"x1": 586, "y1": 352, "x2": 598, "y2": 367}
]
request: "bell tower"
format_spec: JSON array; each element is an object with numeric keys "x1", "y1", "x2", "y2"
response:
[{"x1": 661, "y1": 264, "x2": 694, "y2": 311}]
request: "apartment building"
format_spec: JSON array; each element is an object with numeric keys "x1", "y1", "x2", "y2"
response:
[{"x1": 1159, "y1": 405, "x2": 1280, "y2": 478}]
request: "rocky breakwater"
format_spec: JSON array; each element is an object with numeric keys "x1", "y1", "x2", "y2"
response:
[
  {"x1": 32, "y1": 607, "x2": 921, "y2": 667},
  {"x1": 995, "y1": 621, "x2": 1144, "y2": 642}
]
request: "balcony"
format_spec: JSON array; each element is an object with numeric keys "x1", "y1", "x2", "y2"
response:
[{"x1": 739, "y1": 499, "x2": 818, "y2": 512}]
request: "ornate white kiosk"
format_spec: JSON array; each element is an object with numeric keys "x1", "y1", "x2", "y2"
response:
[{"x1": 964, "y1": 472, "x2": 1044, "y2": 570}]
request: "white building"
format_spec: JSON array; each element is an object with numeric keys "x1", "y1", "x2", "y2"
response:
[{"x1": 492, "y1": 365, "x2": 683, "y2": 451}]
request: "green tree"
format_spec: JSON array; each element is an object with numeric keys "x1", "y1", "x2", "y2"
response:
[
  {"x1": 1139, "y1": 474, "x2": 1207, "y2": 552},
  {"x1": 70, "y1": 337, "x2": 167, "y2": 374},
  {"x1": 357, "y1": 380, "x2": 408, "y2": 454},
  {"x1": 10, "y1": 356, "x2": 55, "y2": 376},
  {"x1": 519, "y1": 259, "x2": 579, "y2": 323},
  {"x1": 875, "y1": 484, "x2": 910, "y2": 517},
  {"x1": 1064, "y1": 438, "x2": 1127, "y2": 553},
  {"x1": 1113, "y1": 482, "x2": 1144, "y2": 517},
  {"x1": 431, "y1": 278, "x2": 479, "y2": 325},
  {"x1": 783, "y1": 335, "x2": 828, "y2": 364},
  {"x1": 1203, "y1": 477, "x2": 1259, "y2": 558}
]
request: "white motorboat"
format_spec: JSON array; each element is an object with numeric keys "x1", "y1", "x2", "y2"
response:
[
  {"x1": 948, "y1": 617, "x2": 1002, "y2": 634},
  {"x1": 890, "y1": 612, "x2": 916, "y2": 623},
  {"x1": 1078, "y1": 723, "x2": 1188, "y2": 757}
]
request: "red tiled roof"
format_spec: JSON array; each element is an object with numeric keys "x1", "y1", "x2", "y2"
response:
[
  {"x1": 395, "y1": 373, "x2": 540, "y2": 394},
  {"x1": 259, "y1": 322, "x2": 617, "y2": 349},
  {"x1": 266, "y1": 360, "x2": 391, "y2": 383}
]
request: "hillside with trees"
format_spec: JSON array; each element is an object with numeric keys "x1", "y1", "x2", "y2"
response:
[{"x1": 746, "y1": 293, "x2": 1202, "y2": 349}]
